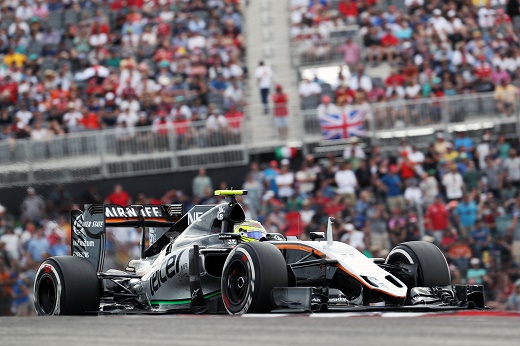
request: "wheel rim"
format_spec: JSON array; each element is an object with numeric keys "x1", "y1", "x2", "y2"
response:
[
  {"x1": 37, "y1": 274, "x2": 57, "y2": 315},
  {"x1": 225, "y1": 259, "x2": 249, "y2": 306}
]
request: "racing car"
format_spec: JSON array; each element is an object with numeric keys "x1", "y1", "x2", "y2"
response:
[{"x1": 33, "y1": 189, "x2": 486, "y2": 315}]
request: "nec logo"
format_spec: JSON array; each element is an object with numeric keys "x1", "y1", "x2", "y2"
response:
[{"x1": 187, "y1": 212, "x2": 204, "y2": 225}]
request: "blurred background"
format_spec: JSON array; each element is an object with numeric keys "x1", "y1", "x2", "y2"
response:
[{"x1": 2, "y1": 0, "x2": 520, "y2": 315}]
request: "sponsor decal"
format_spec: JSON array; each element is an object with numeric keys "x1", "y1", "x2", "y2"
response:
[
  {"x1": 216, "y1": 205, "x2": 225, "y2": 221},
  {"x1": 105, "y1": 206, "x2": 162, "y2": 218},
  {"x1": 187, "y1": 211, "x2": 205, "y2": 225},
  {"x1": 82, "y1": 221, "x2": 104, "y2": 228},
  {"x1": 149, "y1": 254, "x2": 177, "y2": 296},
  {"x1": 329, "y1": 297, "x2": 348, "y2": 303},
  {"x1": 73, "y1": 251, "x2": 90, "y2": 258},
  {"x1": 72, "y1": 215, "x2": 86, "y2": 236},
  {"x1": 312, "y1": 297, "x2": 322, "y2": 303},
  {"x1": 72, "y1": 239, "x2": 95, "y2": 248},
  {"x1": 149, "y1": 228, "x2": 157, "y2": 244},
  {"x1": 191, "y1": 288, "x2": 200, "y2": 300}
]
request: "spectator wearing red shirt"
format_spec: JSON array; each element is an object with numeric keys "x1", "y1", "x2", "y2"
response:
[
  {"x1": 385, "y1": 68, "x2": 405, "y2": 87},
  {"x1": 105, "y1": 184, "x2": 132, "y2": 206},
  {"x1": 338, "y1": 0, "x2": 358, "y2": 25},
  {"x1": 224, "y1": 104, "x2": 244, "y2": 143},
  {"x1": 271, "y1": 84, "x2": 289, "y2": 139},
  {"x1": 475, "y1": 55, "x2": 492, "y2": 80},
  {"x1": 425, "y1": 195, "x2": 450, "y2": 244},
  {"x1": 380, "y1": 29, "x2": 399, "y2": 64}
]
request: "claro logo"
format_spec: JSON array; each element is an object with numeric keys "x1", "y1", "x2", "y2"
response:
[{"x1": 149, "y1": 255, "x2": 177, "y2": 296}]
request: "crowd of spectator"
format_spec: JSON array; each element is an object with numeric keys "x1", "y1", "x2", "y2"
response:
[
  {"x1": 3, "y1": 130, "x2": 520, "y2": 314},
  {"x1": 0, "y1": 0, "x2": 246, "y2": 150},
  {"x1": 292, "y1": 0, "x2": 520, "y2": 118}
]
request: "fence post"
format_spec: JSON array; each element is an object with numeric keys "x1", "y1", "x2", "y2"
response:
[
  {"x1": 168, "y1": 125, "x2": 178, "y2": 171},
  {"x1": 368, "y1": 103, "x2": 377, "y2": 147},
  {"x1": 441, "y1": 96, "x2": 450, "y2": 138},
  {"x1": 300, "y1": 106, "x2": 310, "y2": 156},
  {"x1": 25, "y1": 140, "x2": 34, "y2": 186},
  {"x1": 98, "y1": 131, "x2": 108, "y2": 178},
  {"x1": 515, "y1": 94, "x2": 520, "y2": 138}
]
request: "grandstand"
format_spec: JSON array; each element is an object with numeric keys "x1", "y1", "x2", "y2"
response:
[{"x1": 2, "y1": 0, "x2": 520, "y2": 315}]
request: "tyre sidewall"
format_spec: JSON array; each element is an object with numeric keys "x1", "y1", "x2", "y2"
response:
[
  {"x1": 221, "y1": 247, "x2": 257, "y2": 315},
  {"x1": 34, "y1": 260, "x2": 64, "y2": 316}
]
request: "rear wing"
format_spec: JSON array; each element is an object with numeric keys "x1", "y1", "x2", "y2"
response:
[{"x1": 71, "y1": 204, "x2": 186, "y2": 272}]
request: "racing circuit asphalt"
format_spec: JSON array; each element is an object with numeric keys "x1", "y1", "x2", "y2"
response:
[{"x1": 1, "y1": 313, "x2": 519, "y2": 346}]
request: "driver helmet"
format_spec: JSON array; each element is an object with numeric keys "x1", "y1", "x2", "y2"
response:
[{"x1": 233, "y1": 220, "x2": 267, "y2": 242}]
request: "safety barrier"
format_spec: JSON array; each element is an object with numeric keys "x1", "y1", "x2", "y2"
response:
[{"x1": 0, "y1": 120, "x2": 248, "y2": 188}]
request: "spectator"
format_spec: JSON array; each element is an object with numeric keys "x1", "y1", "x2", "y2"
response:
[
  {"x1": 470, "y1": 220, "x2": 492, "y2": 259},
  {"x1": 466, "y1": 258, "x2": 488, "y2": 285},
  {"x1": 275, "y1": 160, "x2": 295, "y2": 201},
  {"x1": 378, "y1": 164, "x2": 405, "y2": 212},
  {"x1": 20, "y1": 187, "x2": 45, "y2": 224},
  {"x1": 295, "y1": 163, "x2": 317, "y2": 197},
  {"x1": 105, "y1": 184, "x2": 132, "y2": 206},
  {"x1": 192, "y1": 168, "x2": 213, "y2": 200},
  {"x1": 335, "y1": 161, "x2": 358, "y2": 204},
  {"x1": 426, "y1": 195, "x2": 450, "y2": 244},
  {"x1": 505, "y1": 279, "x2": 520, "y2": 311},
  {"x1": 299, "y1": 77, "x2": 322, "y2": 98},
  {"x1": 503, "y1": 148, "x2": 520, "y2": 187},
  {"x1": 271, "y1": 84, "x2": 289, "y2": 139},
  {"x1": 337, "y1": 36, "x2": 360, "y2": 67},
  {"x1": 442, "y1": 163, "x2": 464, "y2": 201},
  {"x1": 456, "y1": 195, "x2": 479, "y2": 239},
  {"x1": 254, "y1": 61, "x2": 273, "y2": 115},
  {"x1": 494, "y1": 77, "x2": 518, "y2": 117}
]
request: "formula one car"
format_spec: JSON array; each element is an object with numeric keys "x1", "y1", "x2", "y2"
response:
[{"x1": 33, "y1": 190, "x2": 486, "y2": 315}]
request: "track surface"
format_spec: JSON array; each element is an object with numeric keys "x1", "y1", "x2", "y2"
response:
[{"x1": 1, "y1": 314, "x2": 519, "y2": 346}]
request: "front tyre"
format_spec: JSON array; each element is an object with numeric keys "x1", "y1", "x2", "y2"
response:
[
  {"x1": 386, "y1": 241, "x2": 451, "y2": 302},
  {"x1": 34, "y1": 256, "x2": 100, "y2": 315},
  {"x1": 221, "y1": 242, "x2": 288, "y2": 315}
]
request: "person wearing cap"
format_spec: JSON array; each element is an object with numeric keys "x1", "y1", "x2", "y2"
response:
[
  {"x1": 442, "y1": 162, "x2": 464, "y2": 201},
  {"x1": 434, "y1": 132, "x2": 448, "y2": 156},
  {"x1": 20, "y1": 187, "x2": 45, "y2": 224},
  {"x1": 495, "y1": 77, "x2": 518, "y2": 117},
  {"x1": 298, "y1": 77, "x2": 322, "y2": 98},
  {"x1": 271, "y1": 84, "x2": 289, "y2": 139},
  {"x1": 466, "y1": 257, "x2": 487, "y2": 285},
  {"x1": 340, "y1": 223, "x2": 365, "y2": 250}
]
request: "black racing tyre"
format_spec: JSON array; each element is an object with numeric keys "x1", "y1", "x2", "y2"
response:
[
  {"x1": 386, "y1": 241, "x2": 451, "y2": 288},
  {"x1": 34, "y1": 256, "x2": 100, "y2": 315},
  {"x1": 221, "y1": 242, "x2": 288, "y2": 315}
]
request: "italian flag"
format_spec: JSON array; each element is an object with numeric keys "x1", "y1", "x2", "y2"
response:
[{"x1": 275, "y1": 146, "x2": 298, "y2": 160}]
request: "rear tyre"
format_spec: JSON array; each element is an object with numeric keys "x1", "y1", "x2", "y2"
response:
[
  {"x1": 386, "y1": 241, "x2": 451, "y2": 293},
  {"x1": 221, "y1": 242, "x2": 288, "y2": 314},
  {"x1": 34, "y1": 256, "x2": 100, "y2": 315}
]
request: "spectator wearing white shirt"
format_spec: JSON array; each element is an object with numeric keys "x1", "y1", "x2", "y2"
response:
[
  {"x1": 276, "y1": 160, "x2": 295, "y2": 200},
  {"x1": 343, "y1": 138, "x2": 366, "y2": 161},
  {"x1": 404, "y1": 179, "x2": 423, "y2": 206},
  {"x1": 15, "y1": 0, "x2": 33, "y2": 21},
  {"x1": 451, "y1": 42, "x2": 476, "y2": 67},
  {"x1": 117, "y1": 108, "x2": 139, "y2": 129},
  {"x1": 15, "y1": 104, "x2": 32, "y2": 129},
  {"x1": 335, "y1": 161, "x2": 358, "y2": 203},
  {"x1": 503, "y1": 148, "x2": 520, "y2": 186},
  {"x1": 254, "y1": 61, "x2": 273, "y2": 114},
  {"x1": 63, "y1": 104, "x2": 84, "y2": 133},
  {"x1": 340, "y1": 223, "x2": 366, "y2": 250},
  {"x1": 442, "y1": 164, "x2": 465, "y2": 201},
  {"x1": 30, "y1": 121, "x2": 50, "y2": 141},
  {"x1": 317, "y1": 95, "x2": 338, "y2": 118},
  {"x1": 349, "y1": 64, "x2": 372, "y2": 92},
  {"x1": 224, "y1": 79, "x2": 244, "y2": 108},
  {"x1": 299, "y1": 78, "x2": 322, "y2": 98},
  {"x1": 408, "y1": 145, "x2": 425, "y2": 165},
  {"x1": 429, "y1": 9, "x2": 451, "y2": 40}
]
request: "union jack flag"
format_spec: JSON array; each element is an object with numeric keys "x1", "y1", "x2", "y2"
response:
[{"x1": 319, "y1": 109, "x2": 367, "y2": 140}]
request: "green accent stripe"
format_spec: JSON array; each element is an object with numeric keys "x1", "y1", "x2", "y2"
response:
[{"x1": 150, "y1": 291, "x2": 221, "y2": 305}]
